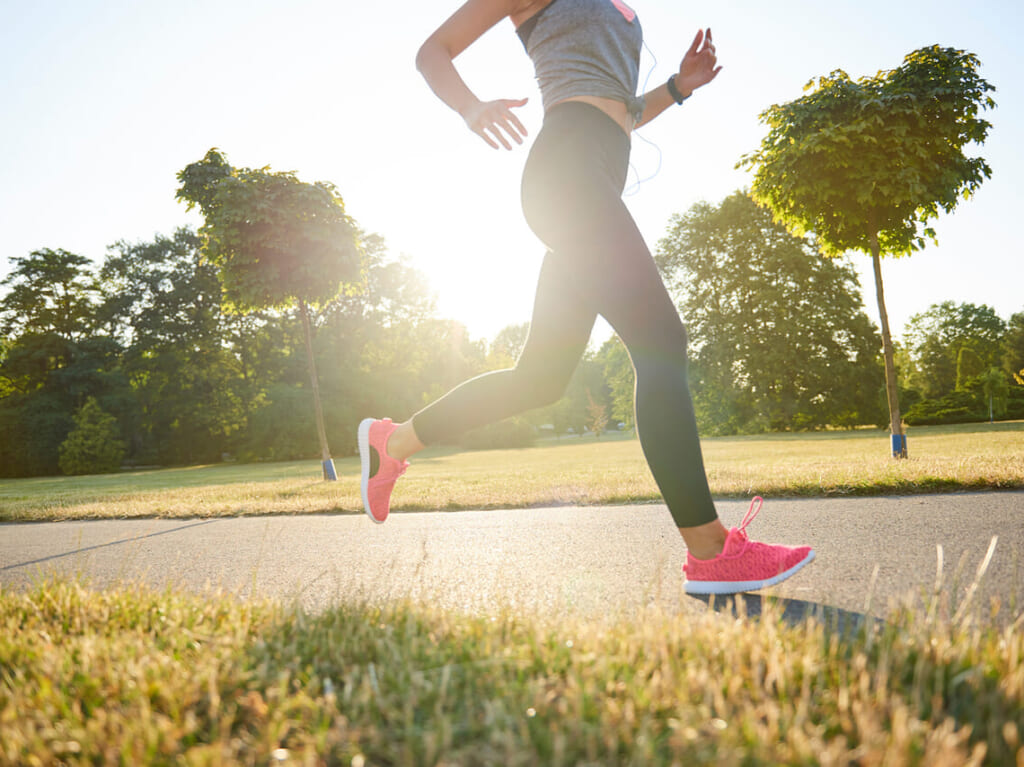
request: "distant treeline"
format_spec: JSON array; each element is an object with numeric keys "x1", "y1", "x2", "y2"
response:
[{"x1": 2, "y1": 192, "x2": 1021, "y2": 477}]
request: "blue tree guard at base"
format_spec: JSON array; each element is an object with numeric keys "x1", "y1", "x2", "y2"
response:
[
  {"x1": 322, "y1": 459, "x2": 338, "y2": 481},
  {"x1": 891, "y1": 434, "x2": 908, "y2": 459}
]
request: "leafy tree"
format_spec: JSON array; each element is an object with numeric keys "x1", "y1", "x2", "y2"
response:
[
  {"x1": 566, "y1": 357, "x2": 608, "y2": 436},
  {"x1": 585, "y1": 389, "x2": 609, "y2": 438},
  {"x1": 98, "y1": 229, "x2": 222, "y2": 348},
  {"x1": 596, "y1": 336, "x2": 635, "y2": 430},
  {"x1": 177, "y1": 149, "x2": 365, "y2": 478},
  {"x1": 98, "y1": 229, "x2": 247, "y2": 465},
  {"x1": 739, "y1": 46, "x2": 995, "y2": 454},
  {"x1": 489, "y1": 323, "x2": 529, "y2": 366},
  {"x1": 980, "y1": 367, "x2": 1009, "y2": 423},
  {"x1": 0, "y1": 249, "x2": 101, "y2": 391},
  {"x1": 0, "y1": 249, "x2": 129, "y2": 476},
  {"x1": 0, "y1": 335, "x2": 130, "y2": 477},
  {"x1": 0, "y1": 339, "x2": 11, "y2": 399},
  {"x1": 1, "y1": 249, "x2": 97, "y2": 340},
  {"x1": 903, "y1": 389, "x2": 980, "y2": 426},
  {"x1": 412, "y1": 320, "x2": 488, "y2": 409},
  {"x1": 656, "y1": 192, "x2": 883, "y2": 434},
  {"x1": 246, "y1": 383, "x2": 316, "y2": 461},
  {"x1": 58, "y1": 397, "x2": 126, "y2": 475},
  {"x1": 0, "y1": 391, "x2": 74, "y2": 477},
  {"x1": 1003, "y1": 312, "x2": 1024, "y2": 386},
  {"x1": 903, "y1": 301, "x2": 1006, "y2": 399}
]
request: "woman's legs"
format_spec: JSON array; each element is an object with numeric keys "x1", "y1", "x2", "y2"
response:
[
  {"x1": 397, "y1": 102, "x2": 721, "y2": 533},
  {"x1": 519, "y1": 102, "x2": 720, "y2": 533}
]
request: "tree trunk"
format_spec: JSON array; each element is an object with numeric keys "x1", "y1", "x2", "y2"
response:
[
  {"x1": 869, "y1": 231, "x2": 906, "y2": 458},
  {"x1": 298, "y1": 299, "x2": 334, "y2": 475}
]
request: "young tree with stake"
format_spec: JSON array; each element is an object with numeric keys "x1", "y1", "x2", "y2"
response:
[
  {"x1": 177, "y1": 149, "x2": 364, "y2": 479},
  {"x1": 739, "y1": 46, "x2": 995, "y2": 457}
]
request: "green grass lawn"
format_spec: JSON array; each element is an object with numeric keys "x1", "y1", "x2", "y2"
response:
[
  {"x1": 1, "y1": 421, "x2": 1022, "y2": 522},
  {"x1": 3, "y1": 426, "x2": 1023, "y2": 764},
  {"x1": 2, "y1": 578, "x2": 1021, "y2": 765}
]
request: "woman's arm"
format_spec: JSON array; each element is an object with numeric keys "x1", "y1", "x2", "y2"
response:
[
  {"x1": 634, "y1": 28, "x2": 721, "y2": 130},
  {"x1": 416, "y1": 0, "x2": 531, "y2": 150}
]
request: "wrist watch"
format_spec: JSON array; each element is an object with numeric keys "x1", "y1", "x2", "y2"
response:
[{"x1": 667, "y1": 74, "x2": 689, "y2": 105}]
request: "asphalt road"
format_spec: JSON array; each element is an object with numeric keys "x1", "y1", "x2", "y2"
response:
[{"x1": 2, "y1": 492, "x2": 1022, "y2": 625}]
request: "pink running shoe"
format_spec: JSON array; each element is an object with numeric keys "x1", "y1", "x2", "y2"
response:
[
  {"x1": 683, "y1": 497, "x2": 815, "y2": 595},
  {"x1": 358, "y1": 417, "x2": 409, "y2": 524}
]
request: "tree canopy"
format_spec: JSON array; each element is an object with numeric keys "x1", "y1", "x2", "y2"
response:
[
  {"x1": 176, "y1": 148, "x2": 364, "y2": 312},
  {"x1": 1003, "y1": 313, "x2": 1024, "y2": 386},
  {"x1": 738, "y1": 46, "x2": 995, "y2": 259},
  {"x1": 1, "y1": 249, "x2": 97, "y2": 340},
  {"x1": 656, "y1": 192, "x2": 883, "y2": 434},
  {"x1": 903, "y1": 301, "x2": 1006, "y2": 400}
]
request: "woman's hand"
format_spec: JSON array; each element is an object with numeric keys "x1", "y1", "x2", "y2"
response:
[
  {"x1": 676, "y1": 28, "x2": 722, "y2": 98},
  {"x1": 462, "y1": 97, "x2": 529, "y2": 150}
]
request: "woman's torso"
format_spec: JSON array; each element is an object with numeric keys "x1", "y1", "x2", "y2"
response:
[{"x1": 511, "y1": 0, "x2": 641, "y2": 134}]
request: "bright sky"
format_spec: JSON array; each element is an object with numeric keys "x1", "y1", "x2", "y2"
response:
[{"x1": 2, "y1": 0, "x2": 1021, "y2": 346}]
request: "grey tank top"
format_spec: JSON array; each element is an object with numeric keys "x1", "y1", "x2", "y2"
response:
[{"x1": 517, "y1": 0, "x2": 645, "y2": 123}]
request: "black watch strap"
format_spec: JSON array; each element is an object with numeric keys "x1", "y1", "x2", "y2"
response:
[{"x1": 667, "y1": 74, "x2": 689, "y2": 105}]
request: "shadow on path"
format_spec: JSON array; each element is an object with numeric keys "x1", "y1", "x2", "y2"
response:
[
  {"x1": 0, "y1": 519, "x2": 218, "y2": 573},
  {"x1": 688, "y1": 592, "x2": 884, "y2": 636}
]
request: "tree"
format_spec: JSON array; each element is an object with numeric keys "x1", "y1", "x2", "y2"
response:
[
  {"x1": 656, "y1": 192, "x2": 883, "y2": 434},
  {"x1": 1003, "y1": 312, "x2": 1024, "y2": 386},
  {"x1": 739, "y1": 46, "x2": 995, "y2": 456},
  {"x1": 98, "y1": 229, "x2": 246, "y2": 464},
  {"x1": 176, "y1": 149, "x2": 365, "y2": 479},
  {"x1": 980, "y1": 367, "x2": 1009, "y2": 423},
  {"x1": 0, "y1": 248, "x2": 129, "y2": 477},
  {"x1": 58, "y1": 397, "x2": 126, "y2": 475},
  {"x1": 1, "y1": 249, "x2": 97, "y2": 340},
  {"x1": 596, "y1": 336, "x2": 635, "y2": 430},
  {"x1": 585, "y1": 389, "x2": 609, "y2": 438},
  {"x1": 488, "y1": 323, "x2": 529, "y2": 367},
  {"x1": 526, "y1": 354, "x2": 606, "y2": 438},
  {"x1": 903, "y1": 301, "x2": 1005, "y2": 399},
  {"x1": 0, "y1": 248, "x2": 100, "y2": 391}
]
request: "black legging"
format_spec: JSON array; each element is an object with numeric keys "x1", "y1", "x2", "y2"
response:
[{"x1": 412, "y1": 101, "x2": 718, "y2": 528}]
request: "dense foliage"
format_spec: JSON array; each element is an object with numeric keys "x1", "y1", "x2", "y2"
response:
[
  {"x1": 0, "y1": 228, "x2": 467, "y2": 477},
  {"x1": 657, "y1": 193, "x2": 886, "y2": 434},
  {"x1": 1, "y1": 194, "x2": 1019, "y2": 477},
  {"x1": 902, "y1": 302, "x2": 1024, "y2": 425},
  {"x1": 58, "y1": 397, "x2": 126, "y2": 475}
]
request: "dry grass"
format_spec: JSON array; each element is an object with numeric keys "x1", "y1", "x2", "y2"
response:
[
  {"x1": 1, "y1": 422, "x2": 1021, "y2": 522},
  {"x1": 1, "y1": 577, "x2": 1021, "y2": 765}
]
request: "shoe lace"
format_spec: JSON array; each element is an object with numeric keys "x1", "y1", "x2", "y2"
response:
[{"x1": 738, "y1": 496, "x2": 764, "y2": 536}]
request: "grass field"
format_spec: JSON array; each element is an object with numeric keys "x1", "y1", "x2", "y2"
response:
[
  {"x1": 2, "y1": 578, "x2": 1021, "y2": 765},
  {"x1": 3, "y1": 425, "x2": 1023, "y2": 764},
  {"x1": 1, "y1": 422, "x2": 1022, "y2": 522}
]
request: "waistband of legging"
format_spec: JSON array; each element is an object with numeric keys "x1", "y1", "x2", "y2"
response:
[{"x1": 541, "y1": 100, "x2": 631, "y2": 149}]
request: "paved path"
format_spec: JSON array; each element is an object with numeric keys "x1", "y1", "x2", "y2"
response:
[{"x1": 2, "y1": 492, "x2": 1021, "y2": 624}]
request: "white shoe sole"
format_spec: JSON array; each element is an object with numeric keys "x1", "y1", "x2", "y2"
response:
[
  {"x1": 685, "y1": 549, "x2": 816, "y2": 595},
  {"x1": 357, "y1": 418, "x2": 385, "y2": 524}
]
